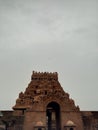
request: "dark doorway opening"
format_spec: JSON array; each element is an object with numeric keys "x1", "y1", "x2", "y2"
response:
[
  {"x1": 38, "y1": 128, "x2": 42, "y2": 130},
  {"x1": 70, "y1": 128, "x2": 73, "y2": 130},
  {"x1": 46, "y1": 102, "x2": 61, "y2": 130}
]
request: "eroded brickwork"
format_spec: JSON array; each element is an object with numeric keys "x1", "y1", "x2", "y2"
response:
[
  {"x1": 0, "y1": 71, "x2": 98, "y2": 130},
  {"x1": 13, "y1": 71, "x2": 83, "y2": 130},
  {"x1": 13, "y1": 71, "x2": 79, "y2": 112}
]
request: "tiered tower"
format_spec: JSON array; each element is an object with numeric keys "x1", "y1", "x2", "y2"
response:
[
  {"x1": 13, "y1": 71, "x2": 79, "y2": 112},
  {"x1": 13, "y1": 71, "x2": 83, "y2": 130}
]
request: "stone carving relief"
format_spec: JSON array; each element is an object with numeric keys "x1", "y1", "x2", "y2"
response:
[{"x1": 13, "y1": 71, "x2": 79, "y2": 112}]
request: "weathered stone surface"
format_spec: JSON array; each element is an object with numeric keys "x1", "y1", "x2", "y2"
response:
[
  {"x1": 13, "y1": 71, "x2": 79, "y2": 112},
  {"x1": 0, "y1": 71, "x2": 98, "y2": 130}
]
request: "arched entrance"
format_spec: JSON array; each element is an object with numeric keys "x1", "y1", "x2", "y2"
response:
[
  {"x1": 70, "y1": 128, "x2": 73, "y2": 130},
  {"x1": 46, "y1": 102, "x2": 61, "y2": 130}
]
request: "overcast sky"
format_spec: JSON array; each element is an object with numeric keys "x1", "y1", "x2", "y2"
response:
[{"x1": 0, "y1": 0, "x2": 98, "y2": 111}]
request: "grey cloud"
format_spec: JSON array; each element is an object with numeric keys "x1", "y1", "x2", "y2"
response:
[{"x1": 0, "y1": 0, "x2": 98, "y2": 110}]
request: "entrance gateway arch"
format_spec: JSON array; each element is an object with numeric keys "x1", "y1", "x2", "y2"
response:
[
  {"x1": 13, "y1": 71, "x2": 84, "y2": 130},
  {"x1": 46, "y1": 102, "x2": 61, "y2": 130}
]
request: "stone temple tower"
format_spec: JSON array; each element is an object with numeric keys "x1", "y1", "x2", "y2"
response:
[{"x1": 13, "y1": 71, "x2": 84, "y2": 130}]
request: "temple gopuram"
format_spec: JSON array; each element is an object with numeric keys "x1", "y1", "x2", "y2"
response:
[{"x1": 0, "y1": 71, "x2": 98, "y2": 130}]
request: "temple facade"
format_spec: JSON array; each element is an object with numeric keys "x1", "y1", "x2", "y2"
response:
[{"x1": 0, "y1": 71, "x2": 98, "y2": 130}]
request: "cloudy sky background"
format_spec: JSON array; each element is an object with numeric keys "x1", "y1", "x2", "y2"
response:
[{"x1": 0, "y1": 0, "x2": 98, "y2": 110}]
